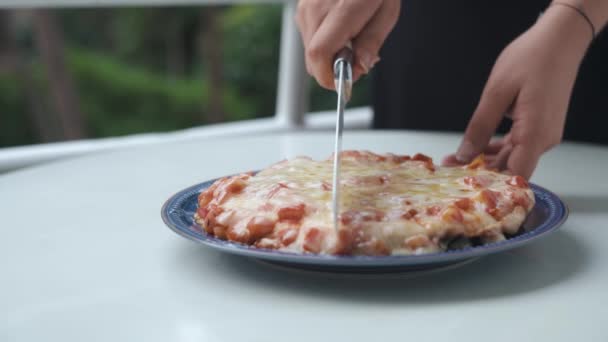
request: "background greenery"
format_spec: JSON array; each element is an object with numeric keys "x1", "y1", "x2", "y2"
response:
[{"x1": 0, "y1": 5, "x2": 370, "y2": 147}]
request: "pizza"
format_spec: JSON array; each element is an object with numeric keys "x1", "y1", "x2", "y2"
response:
[{"x1": 194, "y1": 151, "x2": 535, "y2": 256}]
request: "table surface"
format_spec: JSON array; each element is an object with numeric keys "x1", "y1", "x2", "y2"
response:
[{"x1": 2, "y1": 131, "x2": 607, "y2": 341}]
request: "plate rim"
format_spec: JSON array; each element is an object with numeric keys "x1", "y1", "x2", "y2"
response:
[{"x1": 161, "y1": 179, "x2": 569, "y2": 267}]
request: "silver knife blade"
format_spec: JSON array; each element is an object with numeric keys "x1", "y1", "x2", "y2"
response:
[{"x1": 332, "y1": 48, "x2": 353, "y2": 231}]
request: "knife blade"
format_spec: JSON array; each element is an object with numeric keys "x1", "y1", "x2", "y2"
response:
[{"x1": 331, "y1": 47, "x2": 353, "y2": 231}]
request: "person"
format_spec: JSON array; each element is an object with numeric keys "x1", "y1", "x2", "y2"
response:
[{"x1": 295, "y1": 0, "x2": 608, "y2": 179}]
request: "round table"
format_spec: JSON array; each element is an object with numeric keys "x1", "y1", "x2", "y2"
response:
[{"x1": 2, "y1": 131, "x2": 607, "y2": 341}]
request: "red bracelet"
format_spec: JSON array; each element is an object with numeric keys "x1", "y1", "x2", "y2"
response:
[{"x1": 550, "y1": 1, "x2": 596, "y2": 39}]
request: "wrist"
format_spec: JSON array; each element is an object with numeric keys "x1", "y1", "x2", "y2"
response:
[
  {"x1": 536, "y1": 4, "x2": 592, "y2": 63},
  {"x1": 550, "y1": 2, "x2": 596, "y2": 39},
  {"x1": 550, "y1": 0, "x2": 608, "y2": 34}
]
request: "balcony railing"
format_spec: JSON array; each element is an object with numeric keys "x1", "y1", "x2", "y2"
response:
[{"x1": 0, "y1": 0, "x2": 373, "y2": 172}]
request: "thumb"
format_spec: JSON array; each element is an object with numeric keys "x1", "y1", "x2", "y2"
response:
[
  {"x1": 351, "y1": 0, "x2": 400, "y2": 81},
  {"x1": 457, "y1": 77, "x2": 518, "y2": 163}
]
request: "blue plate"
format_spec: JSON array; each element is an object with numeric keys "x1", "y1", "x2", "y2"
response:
[{"x1": 162, "y1": 179, "x2": 568, "y2": 274}]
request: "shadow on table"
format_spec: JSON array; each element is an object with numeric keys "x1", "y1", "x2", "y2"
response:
[
  {"x1": 176, "y1": 230, "x2": 587, "y2": 304},
  {"x1": 561, "y1": 194, "x2": 608, "y2": 214}
]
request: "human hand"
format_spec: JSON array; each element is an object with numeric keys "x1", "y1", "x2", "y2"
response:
[
  {"x1": 443, "y1": 4, "x2": 594, "y2": 179},
  {"x1": 295, "y1": 0, "x2": 400, "y2": 89}
]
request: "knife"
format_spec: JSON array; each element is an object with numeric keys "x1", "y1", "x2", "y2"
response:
[{"x1": 331, "y1": 47, "x2": 353, "y2": 231}]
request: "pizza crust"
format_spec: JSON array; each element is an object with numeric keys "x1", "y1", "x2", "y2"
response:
[{"x1": 194, "y1": 151, "x2": 535, "y2": 256}]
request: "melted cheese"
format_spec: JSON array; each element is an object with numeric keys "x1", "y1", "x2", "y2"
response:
[{"x1": 196, "y1": 152, "x2": 535, "y2": 256}]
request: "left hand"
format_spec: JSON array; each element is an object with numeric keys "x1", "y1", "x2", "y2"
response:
[{"x1": 443, "y1": 4, "x2": 593, "y2": 179}]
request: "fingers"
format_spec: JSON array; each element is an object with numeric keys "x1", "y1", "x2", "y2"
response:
[
  {"x1": 443, "y1": 126, "x2": 548, "y2": 179},
  {"x1": 442, "y1": 136, "x2": 510, "y2": 167},
  {"x1": 486, "y1": 134, "x2": 513, "y2": 170},
  {"x1": 296, "y1": 0, "x2": 399, "y2": 88},
  {"x1": 484, "y1": 136, "x2": 510, "y2": 155},
  {"x1": 456, "y1": 73, "x2": 518, "y2": 163},
  {"x1": 505, "y1": 144, "x2": 543, "y2": 179},
  {"x1": 307, "y1": 1, "x2": 382, "y2": 89},
  {"x1": 295, "y1": 0, "x2": 332, "y2": 75},
  {"x1": 351, "y1": 0, "x2": 401, "y2": 81},
  {"x1": 441, "y1": 155, "x2": 461, "y2": 167},
  {"x1": 488, "y1": 143, "x2": 513, "y2": 171},
  {"x1": 443, "y1": 143, "x2": 539, "y2": 179}
]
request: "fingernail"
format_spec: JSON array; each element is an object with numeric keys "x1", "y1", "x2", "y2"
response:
[
  {"x1": 456, "y1": 140, "x2": 477, "y2": 163},
  {"x1": 359, "y1": 51, "x2": 381, "y2": 74}
]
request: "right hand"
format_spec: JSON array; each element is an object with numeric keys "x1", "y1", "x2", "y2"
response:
[{"x1": 295, "y1": 0, "x2": 401, "y2": 89}]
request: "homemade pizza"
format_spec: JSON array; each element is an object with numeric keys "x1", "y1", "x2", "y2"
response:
[{"x1": 194, "y1": 151, "x2": 535, "y2": 256}]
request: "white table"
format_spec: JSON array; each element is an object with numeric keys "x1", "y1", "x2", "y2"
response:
[{"x1": 2, "y1": 131, "x2": 607, "y2": 341}]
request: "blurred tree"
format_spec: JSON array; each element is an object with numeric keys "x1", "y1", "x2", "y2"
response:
[
  {"x1": 32, "y1": 9, "x2": 86, "y2": 140},
  {"x1": 222, "y1": 5, "x2": 281, "y2": 118},
  {"x1": 0, "y1": 11, "x2": 15, "y2": 70},
  {"x1": 200, "y1": 6, "x2": 225, "y2": 123},
  {"x1": 165, "y1": 9, "x2": 187, "y2": 78},
  {"x1": 0, "y1": 4, "x2": 371, "y2": 148},
  {"x1": 0, "y1": 10, "x2": 49, "y2": 144}
]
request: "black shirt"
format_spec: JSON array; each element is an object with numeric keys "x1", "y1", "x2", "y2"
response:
[{"x1": 372, "y1": 0, "x2": 608, "y2": 144}]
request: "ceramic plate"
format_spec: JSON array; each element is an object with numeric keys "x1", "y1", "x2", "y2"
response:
[{"x1": 162, "y1": 179, "x2": 568, "y2": 274}]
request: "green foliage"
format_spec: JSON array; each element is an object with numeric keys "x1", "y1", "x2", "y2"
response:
[
  {"x1": 221, "y1": 4, "x2": 282, "y2": 117},
  {"x1": 221, "y1": 4, "x2": 371, "y2": 114},
  {"x1": 68, "y1": 48, "x2": 253, "y2": 137},
  {"x1": 68, "y1": 48, "x2": 203, "y2": 136},
  {"x1": 0, "y1": 74, "x2": 36, "y2": 147},
  {"x1": 1, "y1": 4, "x2": 371, "y2": 148},
  {"x1": 59, "y1": 8, "x2": 200, "y2": 72}
]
